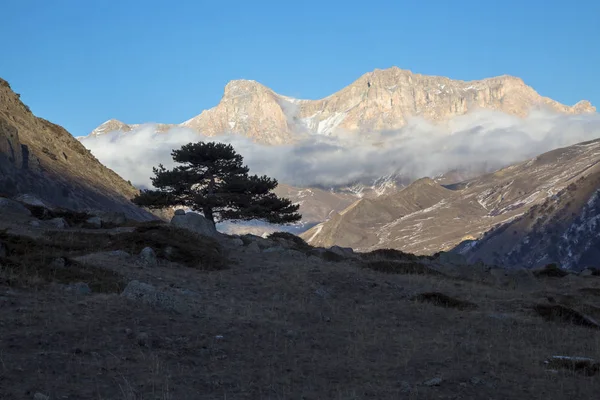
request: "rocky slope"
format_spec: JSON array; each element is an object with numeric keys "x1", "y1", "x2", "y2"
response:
[
  {"x1": 302, "y1": 139, "x2": 600, "y2": 256},
  {"x1": 457, "y1": 158, "x2": 600, "y2": 271},
  {"x1": 2, "y1": 197, "x2": 600, "y2": 399},
  {"x1": 0, "y1": 78, "x2": 153, "y2": 219},
  {"x1": 88, "y1": 67, "x2": 595, "y2": 144}
]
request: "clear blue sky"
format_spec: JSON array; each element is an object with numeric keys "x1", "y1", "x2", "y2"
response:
[{"x1": 1, "y1": 0, "x2": 598, "y2": 136}]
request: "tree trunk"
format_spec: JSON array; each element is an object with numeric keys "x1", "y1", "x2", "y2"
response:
[
  {"x1": 203, "y1": 174, "x2": 216, "y2": 225},
  {"x1": 203, "y1": 207, "x2": 215, "y2": 225}
]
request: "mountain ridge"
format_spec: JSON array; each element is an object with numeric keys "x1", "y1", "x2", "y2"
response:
[
  {"x1": 302, "y1": 138, "x2": 600, "y2": 258},
  {"x1": 0, "y1": 77, "x2": 154, "y2": 219},
  {"x1": 87, "y1": 67, "x2": 596, "y2": 143}
]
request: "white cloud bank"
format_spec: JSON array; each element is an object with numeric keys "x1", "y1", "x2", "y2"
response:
[{"x1": 80, "y1": 110, "x2": 600, "y2": 190}]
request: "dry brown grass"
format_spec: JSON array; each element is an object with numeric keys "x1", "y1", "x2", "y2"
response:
[
  {"x1": 1, "y1": 224, "x2": 600, "y2": 399},
  {"x1": 0, "y1": 224, "x2": 226, "y2": 292}
]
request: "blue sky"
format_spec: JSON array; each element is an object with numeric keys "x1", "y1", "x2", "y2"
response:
[{"x1": 1, "y1": 0, "x2": 598, "y2": 136}]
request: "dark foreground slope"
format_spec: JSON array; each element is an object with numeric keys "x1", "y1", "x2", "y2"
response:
[
  {"x1": 1, "y1": 201, "x2": 600, "y2": 400},
  {"x1": 0, "y1": 78, "x2": 153, "y2": 220}
]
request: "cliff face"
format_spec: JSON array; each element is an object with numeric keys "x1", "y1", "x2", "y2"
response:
[
  {"x1": 133, "y1": 67, "x2": 599, "y2": 144},
  {"x1": 0, "y1": 77, "x2": 153, "y2": 219}
]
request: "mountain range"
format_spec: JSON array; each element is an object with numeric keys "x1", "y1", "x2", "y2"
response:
[
  {"x1": 302, "y1": 138, "x2": 600, "y2": 270},
  {"x1": 87, "y1": 67, "x2": 595, "y2": 144}
]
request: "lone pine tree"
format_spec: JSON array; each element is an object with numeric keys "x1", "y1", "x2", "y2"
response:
[{"x1": 133, "y1": 142, "x2": 301, "y2": 225}]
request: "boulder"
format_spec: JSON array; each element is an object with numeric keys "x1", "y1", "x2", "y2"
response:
[
  {"x1": 228, "y1": 237, "x2": 244, "y2": 247},
  {"x1": 170, "y1": 212, "x2": 217, "y2": 237},
  {"x1": 65, "y1": 282, "x2": 92, "y2": 295},
  {"x1": 88, "y1": 210, "x2": 127, "y2": 226},
  {"x1": 579, "y1": 268, "x2": 598, "y2": 277},
  {"x1": 0, "y1": 197, "x2": 31, "y2": 216},
  {"x1": 174, "y1": 209, "x2": 186, "y2": 215},
  {"x1": 139, "y1": 247, "x2": 158, "y2": 267},
  {"x1": 85, "y1": 216, "x2": 102, "y2": 228},
  {"x1": 49, "y1": 257, "x2": 66, "y2": 269},
  {"x1": 246, "y1": 241, "x2": 260, "y2": 253},
  {"x1": 48, "y1": 217, "x2": 68, "y2": 229},
  {"x1": 328, "y1": 245, "x2": 355, "y2": 258},
  {"x1": 15, "y1": 194, "x2": 47, "y2": 207},
  {"x1": 120, "y1": 280, "x2": 192, "y2": 314}
]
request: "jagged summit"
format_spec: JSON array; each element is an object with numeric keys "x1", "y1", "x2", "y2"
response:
[{"x1": 89, "y1": 67, "x2": 596, "y2": 143}]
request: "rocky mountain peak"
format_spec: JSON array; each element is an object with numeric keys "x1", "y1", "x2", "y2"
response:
[
  {"x1": 90, "y1": 119, "x2": 131, "y2": 136},
  {"x1": 222, "y1": 79, "x2": 273, "y2": 98},
  {"x1": 573, "y1": 100, "x2": 596, "y2": 113},
  {"x1": 90, "y1": 67, "x2": 596, "y2": 144}
]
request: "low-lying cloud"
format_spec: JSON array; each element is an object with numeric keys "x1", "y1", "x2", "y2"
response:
[{"x1": 80, "y1": 110, "x2": 600, "y2": 190}]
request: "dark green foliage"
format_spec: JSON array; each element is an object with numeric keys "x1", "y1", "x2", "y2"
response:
[
  {"x1": 268, "y1": 231, "x2": 311, "y2": 251},
  {"x1": 361, "y1": 248, "x2": 419, "y2": 262},
  {"x1": 133, "y1": 142, "x2": 301, "y2": 225}
]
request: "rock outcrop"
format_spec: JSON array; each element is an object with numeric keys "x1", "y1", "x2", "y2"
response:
[{"x1": 0, "y1": 77, "x2": 154, "y2": 220}]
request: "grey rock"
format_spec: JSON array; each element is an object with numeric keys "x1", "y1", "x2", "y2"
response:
[
  {"x1": 315, "y1": 287, "x2": 330, "y2": 298},
  {"x1": 139, "y1": 247, "x2": 158, "y2": 267},
  {"x1": 229, "y1": 237, "x2": 244, "y2": 246},
  {"x1": 170, "y1": 212, "x2": 217, "y2": 237},
  {"x1": 89, "y1": 210, "x2": 127, "y2": 226},
  {"x1": 246, "y1": 241, "x2": 260, "y2": 253},
  {"x1": 66, "y1": 282, "x2": 92, "y2": 295},
  {"x1": 108, "y1": 250, "x2": 131, "y2": 257},
  {"x1": 48, "y1": 217, "x2": 68, "y2": 229},
  {"x1": 33, "y1": 393, "x2": 50, "y2": 400},
  {"x1": 0, "y1": 242, "x2": 6, "y2": 258},
  {"x1": 580, "y1": 268, "x2": 595, "y2": 277},
  {"x1": 470, "y1": 376, "x2": 484, "y2": 385},
  {"x1": 328, "y1": 245, "x2": 355, "y2": 258},
  {"x1": 29, "y1": 220, "x2": 41, "y2": 227},
  {"x1": 86, "y1": 216, "x2": 102, "y2": 228},
  {"x1": 399, "y1": 381, "x2": 412, "y2": 393},
  {"x1": 136, "y1": 332, "x2": 150, "y2": 347},
  {"x1": 174, "y1": 209, "x2": 186, "y2": 215},
  {"x1": 120, "y1": 280, "x2": 189, "y2": 313},
  {"x1": 0, "y1": 197, "x2": 31, "y2": 216},
  {"x1": 16, "y1": 194, "x2": 47, "y2": 207},
  {"x1": 423, "y1": 377, "x2": 443, "y2": 387}
]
